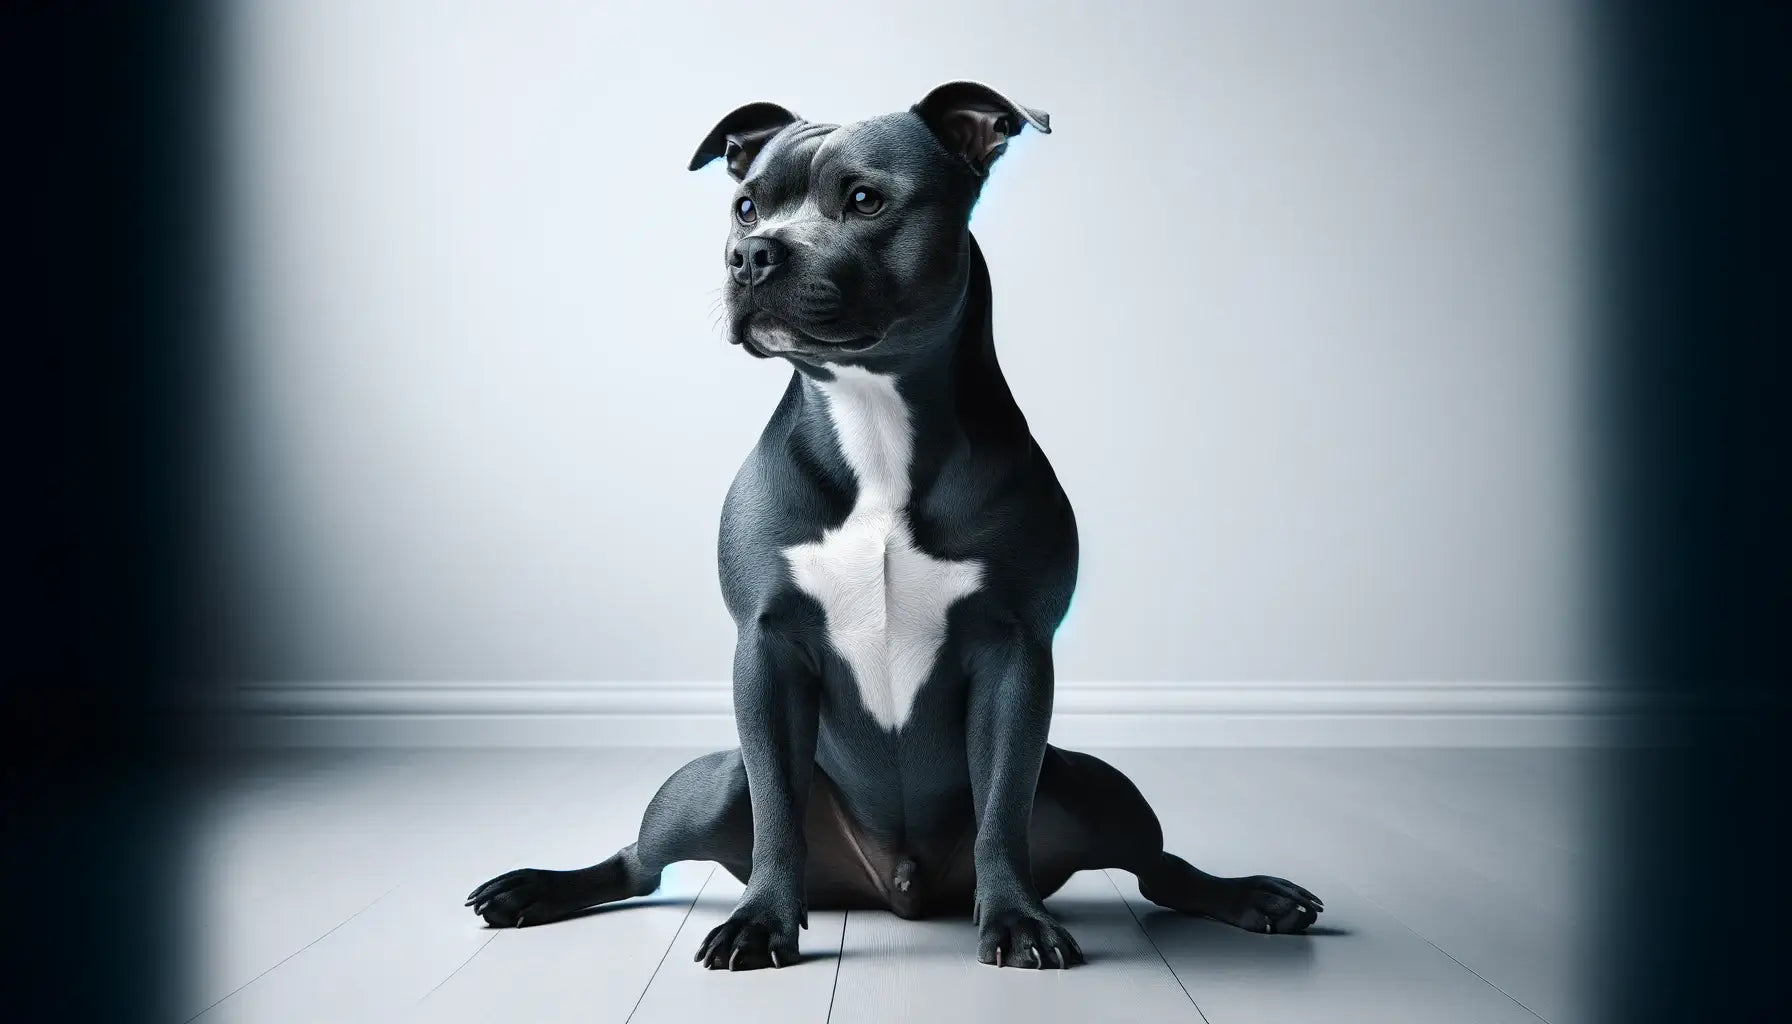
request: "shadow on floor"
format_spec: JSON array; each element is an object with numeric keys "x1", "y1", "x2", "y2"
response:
[
  {"x1": 485, "y1": 895, "x2": 694, "y2": 929},
  {"x1": 1132, "y1": 908, "x2": 1350, "y2": 974}
]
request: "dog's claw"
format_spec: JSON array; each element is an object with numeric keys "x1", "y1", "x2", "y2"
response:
[
  {"x1": 465, "y1": 867, "x2": 586, "y2": 929},
  {"x1": 1169, "y1": 874, "x2": 1324, "y2": 936},
  {"x1": 694, "y1": 904, "x2": 798, "y2": 972},
  {"x1": 978, "y1": 903, "x2": 1084, "y2": 969}
]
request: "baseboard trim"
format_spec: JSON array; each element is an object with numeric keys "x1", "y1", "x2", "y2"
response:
[{"x1": 226, "y1": 681, "x2": 1628, "y2": 747}]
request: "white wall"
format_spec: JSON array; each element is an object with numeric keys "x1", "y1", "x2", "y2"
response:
[{"x1": 222, "y1": 0, "x2": 1592, "y2": 688}]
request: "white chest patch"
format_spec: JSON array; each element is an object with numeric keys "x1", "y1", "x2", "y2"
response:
[{"x1": 782, "y1": 366, "x2": 983, "y2": 731}]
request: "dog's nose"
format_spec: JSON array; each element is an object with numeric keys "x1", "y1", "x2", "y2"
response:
[{"x1": 730, "y1": 236, "x2": 788, "y2": 286}]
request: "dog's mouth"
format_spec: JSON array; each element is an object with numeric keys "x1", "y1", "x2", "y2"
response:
[{"x1": 736, "y1": 312, "x2": 879, "y2": 358}]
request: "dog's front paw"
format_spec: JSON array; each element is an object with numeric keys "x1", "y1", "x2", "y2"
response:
[
  {"x1": 693, "y1": 899, "x2": 803, "y2": 970},
  {"x1": 974, "y1": 900, "x2": 1085, "y2": 969}
]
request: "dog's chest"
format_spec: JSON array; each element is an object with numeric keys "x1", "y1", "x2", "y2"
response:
[{"x1": 781, "y1": 367, "x2": 983, "y2": 731}]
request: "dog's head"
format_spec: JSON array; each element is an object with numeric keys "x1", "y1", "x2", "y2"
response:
[{"x1": 689, "y1": 82, "x2": 1048, "y2": 364}]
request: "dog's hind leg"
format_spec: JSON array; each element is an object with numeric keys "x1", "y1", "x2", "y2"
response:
[
  {"x1": 1031, "y1": 746, "x2": 1325, "y2": 935},
  {"x1": 1027, "y1": 746, "x2": 1167, "y2": 899},
  {"x1": 466, "y1": 749, "x2": 754, "y2": 928},
  {"x1": 1136, "y1": 851, "x2": 1324, "y2": 934}
]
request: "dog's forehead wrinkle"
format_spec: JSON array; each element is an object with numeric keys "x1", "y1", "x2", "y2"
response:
[
  {"x1": 816, "y1": 119, "x2": 903, "y2": 176},
  {"x1": 809, "y1": 124, "x2": 876, "y2": 185},
  {"x1": 747, "y1": 121, "x2": 838, "y2": 211}
]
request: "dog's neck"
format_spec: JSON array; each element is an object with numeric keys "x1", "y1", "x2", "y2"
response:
[
  {"x1": 776, "y1": 236, "x2": 1029, "y2": 509},
  {"x1": 783, "y1": 234, "x2": 1027, "y2": 478}
]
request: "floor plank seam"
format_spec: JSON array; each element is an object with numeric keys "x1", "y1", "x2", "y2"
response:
[
  {"x1": 823, "y1": 909, "x2": 847, "y2": 1024},
  {"x1": 417, "y1": 748, "x2": 617, "y2": 1005},
  {"x1": 184, "y1": 883, "x2": 400, "y2": 1022},
  {"x1": 1101, "y1": 869, "x2": 1211, "y2": 1024},
  {"x1": 1256, "y1": 754, "x2": 1570, "y2": 1021},
  {"x1": 1354, "y1": 883, "x2": 1554, "y2": 1024},
  {"x1": 1374, "y1": 750, "x2": 1587, "y2": 859},
  {"x1": 623, "y1": 863, "x2": 718, "y2": 1024},
  {"x1": 417, "y1": 930, "x2": 501, "y2": 1004},
  {"x1": 1268, "y1": 754, "x2": 1574, "y2": 925}
]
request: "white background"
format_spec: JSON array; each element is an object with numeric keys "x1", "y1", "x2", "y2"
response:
[{"x1": 222, "y1": 0, "x2": 1592, "y2": 692}]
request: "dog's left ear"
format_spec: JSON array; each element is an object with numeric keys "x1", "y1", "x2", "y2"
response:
[
  {"x1": 688, "y1": 101, "x2": 801, "y2": 180},
  {"x1": 913, "y1": 81, "x2": 1050, "y2": 176}
]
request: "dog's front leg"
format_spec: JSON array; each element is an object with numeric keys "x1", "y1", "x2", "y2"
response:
[
  {"x1": 965, "y1": 628, "x2": 1085, "y2": 969},
  {"x1": 693, "y1": 623, "x2": 819, "y2": 971}
]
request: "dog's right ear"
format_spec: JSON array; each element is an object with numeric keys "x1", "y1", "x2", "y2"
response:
[{"x1": 687, "y1": 102, "x2": 801, "y2": 180}]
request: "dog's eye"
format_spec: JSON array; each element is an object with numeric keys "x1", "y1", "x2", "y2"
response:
[
  {"x1": 735, "y1": 197, "x2": 757, "y2": 225},
  {"x1": 849, "y1": 187, "x2": 884, "y2": 216}
]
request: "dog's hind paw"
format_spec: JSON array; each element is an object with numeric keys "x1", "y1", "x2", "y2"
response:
[
  {"x1": 1147, "y1": 872, "x2": 1324, "y2": 935},
  {"x1": 1221, "y1": 875, "x2": 1324, "y2": 934},
  {"x1": 464, "y1": 867, "x2": 569, "y2": 928}
]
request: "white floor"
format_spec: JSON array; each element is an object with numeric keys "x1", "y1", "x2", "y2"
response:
[{"x1": 179, "y1": 748, "x2": 1599, "y2": 1023}]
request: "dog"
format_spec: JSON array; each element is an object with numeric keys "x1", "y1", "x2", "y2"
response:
[{"x1": 465, "y1": 81, "x2": 1322, "y2": 970}]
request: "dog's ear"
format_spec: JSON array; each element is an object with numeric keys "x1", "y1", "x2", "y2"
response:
[
  {"x1": 912, "y1": 81, "x2": 1050, "y2": 176},
  {"x1": 688, "y1": 102, "x2": 801, "y2": 180}
]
